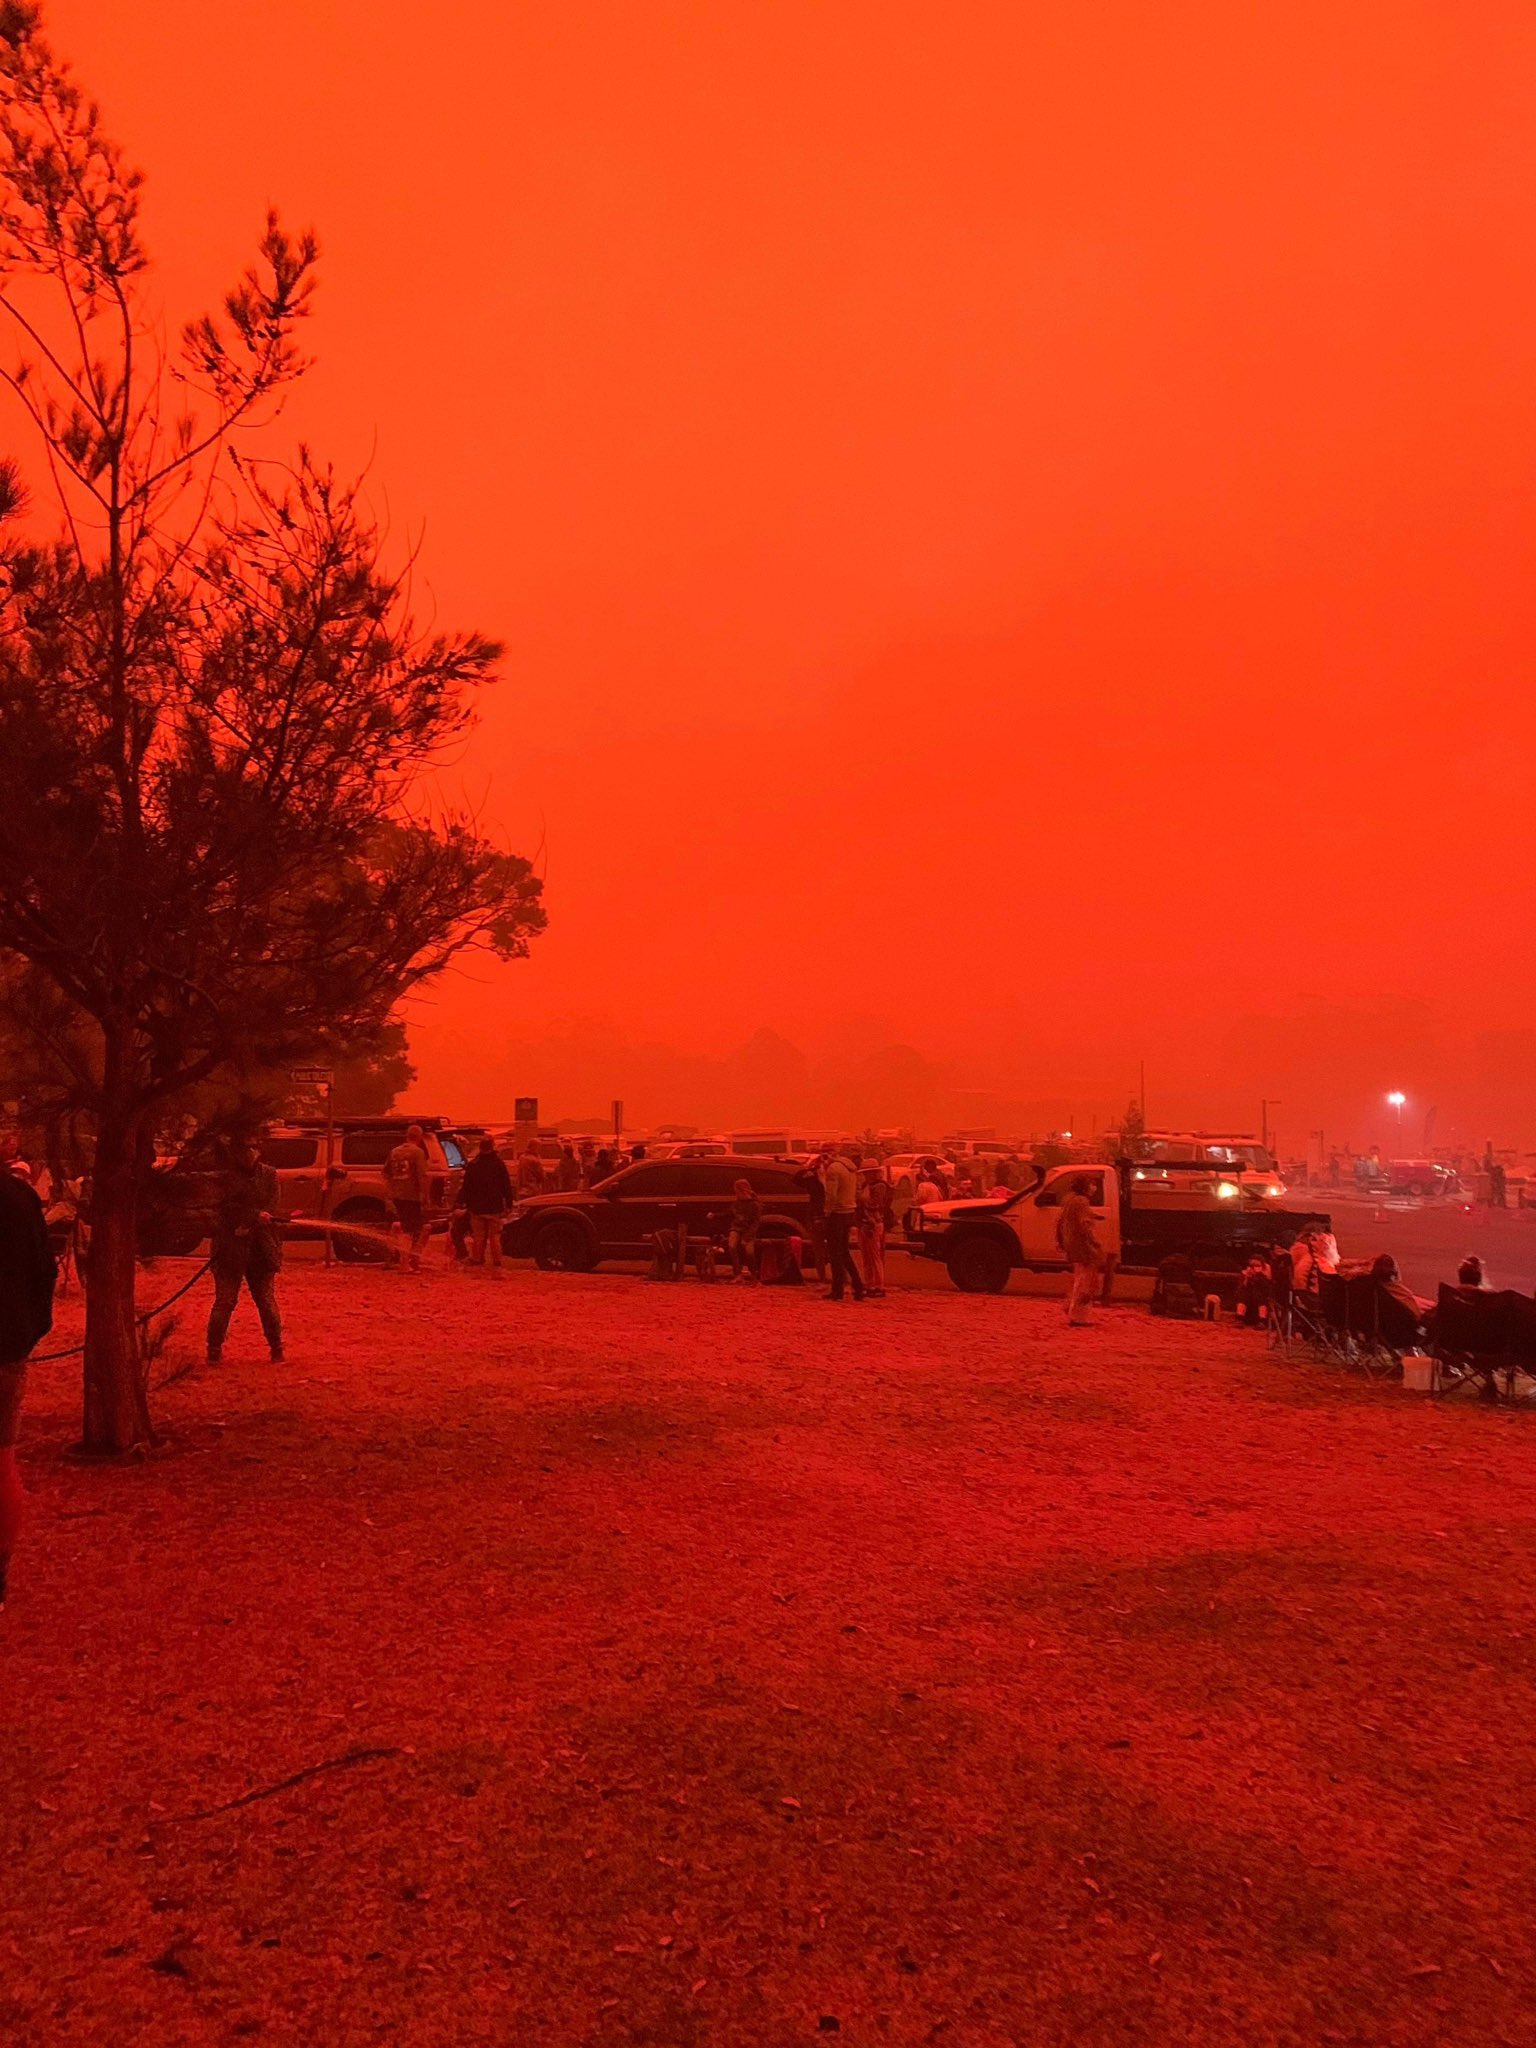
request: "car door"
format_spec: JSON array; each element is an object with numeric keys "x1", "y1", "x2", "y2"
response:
[
  {"x1": 678, "y1": 1165, "x2": 744, "y2": 1240},
  {"x1": 746, "y1": 1164, "x2": 807, "y2": 1233},
  {"x1": 1023, "y1": 1168, "x2": 1108, "y2": 1265},
  {"x1": 597, "y1": 1164, "x2": 670, "y2": 1255},
  {"x1": 262, "y1": 1134, "x2": 323, "y2": 1228}
]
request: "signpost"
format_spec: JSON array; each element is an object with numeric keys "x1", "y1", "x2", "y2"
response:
[
  {"x1": 291, "y1": 1068, "x2": 336, "y2": 1264},
  {"x1": 612, "y1": 1098, "x2": 624, "y2": 1140},
  {"x1": 514, "y1": 1096, "x2": 538, "y2": 1125}
]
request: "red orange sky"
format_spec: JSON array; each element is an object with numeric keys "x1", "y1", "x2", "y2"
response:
[{"x1": 47, "y1": 1, "x2": 1536, "y2": 1147}]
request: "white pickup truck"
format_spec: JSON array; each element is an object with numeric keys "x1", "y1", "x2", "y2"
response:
[{"x1": 905, "y1": 1159, "x2": 1329, "y2": 1294}]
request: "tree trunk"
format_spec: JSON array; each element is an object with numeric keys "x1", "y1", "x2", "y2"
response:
[{"x1": 81, "y1": 1110, "x2": 154, "y2": 1455}]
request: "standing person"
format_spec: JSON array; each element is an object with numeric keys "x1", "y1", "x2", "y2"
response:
[
  {"x1": 727, "y1": 1178, "x2": 761, "y2": 1281},
  {"x1": 577, "y1": 1139, "x2": 597, "y2": 1189},
  {"x1": 384, "y1": 1123, "x2": 431, "y2": 1268},
  {"x1": 555, "y1": 1144, "x2": 579, "y2": 1193},
  {"x1": 461, "y1": 1135, "x2": 513, "y2": 1271},
  {"x1": 857, "y1": 1166, "x2": 892, "y2": 1298},
  {"x1": 518, "y1": 1146, "x2": 546, "y2": 1197},
  {"x1": 206, "y1": 1137, "x2": 284, "y2": 1364},
  {"x1": 592, "y1": 1145, "x2": 616, "y2": 1184},
  {"x1": 0, "y1": 1164, "x2": 57, "y2": 1608},
  {"x1": 822, "y1": 1145, "x2": 865, "y2": 1302},
  {"x1": 1057, "y1": 1175, "x2": 1105, "y2": 1326},
  {"x1": 794, "y1": 1155, "x2": 829, "y2": 1282}
]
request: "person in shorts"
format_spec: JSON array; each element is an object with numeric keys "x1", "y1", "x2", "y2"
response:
[
  {"x1": 461, "y1": 1135, "x2": 513, "y2": 1270},
  {"x1": 384, "y1": 1124, "x2": 431, "y2": 1269},
  {"x1": 857, "y1": 1165, "x2": 893, "y2": 1298}
]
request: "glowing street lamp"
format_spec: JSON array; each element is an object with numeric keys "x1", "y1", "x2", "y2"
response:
[{"x1": 1387, "y1": 1090, "x2": 1406, "y2": 1138}]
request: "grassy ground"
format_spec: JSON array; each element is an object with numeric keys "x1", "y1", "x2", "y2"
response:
[{"x1": 4, "y1": 1262, "x2": 1535, "y2": 2047}]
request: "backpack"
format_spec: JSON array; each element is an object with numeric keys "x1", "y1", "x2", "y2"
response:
[{"x1": 1151, "y1": 1253, "x2": 1201, "y2": 1319}]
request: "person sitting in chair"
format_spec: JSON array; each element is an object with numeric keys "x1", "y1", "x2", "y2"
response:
[
  {"x1": 1289, "y1": 1231, "x2": 1320, "y2": 1294},
  {"x1": 1371, "y1": 1253, "x2": 1432, "y2": 1334},
  {"x1": 1456, "y1": 1254, "x2": 1490, "y2": 1290},
  {"x1": 1235, "y1": 1252, "x2": 1272, "y2": 1326}
]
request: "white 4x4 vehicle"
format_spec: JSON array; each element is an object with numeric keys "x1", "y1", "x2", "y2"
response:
[
  {"x1": 262, "y1": 1118, "x2": 466, "y2": 1261},
  {"x1": 906, "y1": 1160, "x2": 1326, "y2": 1294}
]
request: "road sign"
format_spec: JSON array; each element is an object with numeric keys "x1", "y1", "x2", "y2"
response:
[
  {"x1": 291, "y1": 1066, "x2": 334, "y2": 1086},
  {"x1": 612, "y1": 1098, "x2": 624, "y2": 1136},
  {"x1": 514, "y1": 1096, "x2": 539, "y2": 1123}
]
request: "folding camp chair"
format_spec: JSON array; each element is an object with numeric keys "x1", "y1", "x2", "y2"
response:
[
  {"x1": 1432, "y1": 1285, "x2": 1516, "y2": 1400},
  {"x1": 1509, "y1": 1294, "x2": 1536, "y2": 1393},
  {"x1": 1286, "y1": 1270, "x2": 1353, "y2": 1366},
  {"x1": 1343, "y1": 1274, "x2": 1422, "y2": 1379},
  {"x1": 1267, "y1": 1263, "x2": 1295, "y2": 1353}
]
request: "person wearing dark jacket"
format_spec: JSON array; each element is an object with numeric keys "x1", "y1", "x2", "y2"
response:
[
  {"x1": 206, "y1": 1138, "x2": 284, "y2": 1364},
  {"x1": 462, "y1": 1136, "x2": 514, "y2": 1270},
  {"x1": 1, "y1": 1169, "x2": 58, "y2": 1606},
  {"x1": 793, "y1": 1159, "x2": 829, "y2": 1281}
]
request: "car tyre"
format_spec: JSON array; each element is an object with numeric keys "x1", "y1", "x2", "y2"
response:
[
  {"x1": 533, "y1": 1218, "x2": 597, "y2": 1273},
  {"x1": 946, "y1": 1235, "x2": 1011, "y2": 1294}
]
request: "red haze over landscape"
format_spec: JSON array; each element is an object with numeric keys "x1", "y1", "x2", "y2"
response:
[{"x1": 55, "y1": 0, "x2": 1536, "y2": 1148}]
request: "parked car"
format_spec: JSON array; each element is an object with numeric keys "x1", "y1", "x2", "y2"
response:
[
  {"x1": 264, "y1": 1117, "x2": 466, "y2": 1261},
  {"x1": 726, "y1": 1129, "x2": 839, "y2": 1159},
  {"x1": 883, "y1": 1152, "x2": 959, "y2": 1212},
  {"x1": 1385, "y1": 1158, "x2": 1458, "y2": 1200},
  {"x1": 502, "y1": 1155, "x2": 816, "y2": 1270}
]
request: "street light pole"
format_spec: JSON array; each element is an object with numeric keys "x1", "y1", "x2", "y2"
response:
[{"x1": 1387, "y1": 1090, "x2": 1406, "y2": 1144}]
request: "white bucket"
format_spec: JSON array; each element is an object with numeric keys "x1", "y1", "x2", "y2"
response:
[{"x1": 1401, "y1": 1353, "x2": 1436, "y2": 1393}]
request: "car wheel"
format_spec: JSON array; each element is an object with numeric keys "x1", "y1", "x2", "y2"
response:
[
  {"x1": 1405, "y1": 1180, "x2": 1423, "y2": 1198},
  {"x1": 946, "y1": 1235, "x2": 1011, "y2": 1294},
  {"x1": 533, "y1": 1218, "x2": 597, "y2": 1272},
  {"x1": 332, "y1": 1201, "x2": 393, "y2": 1263}
]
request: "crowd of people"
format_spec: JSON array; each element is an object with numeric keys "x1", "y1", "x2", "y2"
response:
[{"x1": 1231, "y1": 1225, "x2": 1492, "y2": 1346}]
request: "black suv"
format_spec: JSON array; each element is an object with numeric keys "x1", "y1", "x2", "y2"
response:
[{"x1": 503, "y1": 1155, "x2": 815, "y2": 1270}]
